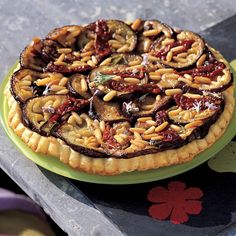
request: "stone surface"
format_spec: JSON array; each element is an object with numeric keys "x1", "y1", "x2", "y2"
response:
[
  {"x1": 0, "y1": 129, "x2": 123, "y2": 236},
  {"x1": 0, "y1": 0, "x2": 236, "y2": 235}
]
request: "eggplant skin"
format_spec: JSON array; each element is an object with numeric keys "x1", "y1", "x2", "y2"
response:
[{"x1": 111, "y1": 147, "x2": 159, "y2": 159}]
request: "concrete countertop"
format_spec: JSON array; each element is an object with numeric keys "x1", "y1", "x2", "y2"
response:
[{"x1": 0, "y1": 1, "x2": 235, "y2": 235}]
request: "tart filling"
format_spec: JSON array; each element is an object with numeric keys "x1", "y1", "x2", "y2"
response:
[{"x1": 7, "y1": 18, "x2": 234, "y2": 174}]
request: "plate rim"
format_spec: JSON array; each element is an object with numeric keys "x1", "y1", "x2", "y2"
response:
[{"x1": 0, "y1": 63, "x2": 236, "y2": 185}]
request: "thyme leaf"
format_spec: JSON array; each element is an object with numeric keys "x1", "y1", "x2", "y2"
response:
[
  {"x1": 93, "y1": 72, "x2": 116, "y2": 85},
  {"x1": 138, "y1": 93, "x2": 149, "y2": 102}
]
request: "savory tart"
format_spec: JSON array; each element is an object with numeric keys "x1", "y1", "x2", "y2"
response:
[{"x1": 5, "y1": 19, "x2": 234, "y2": 175}]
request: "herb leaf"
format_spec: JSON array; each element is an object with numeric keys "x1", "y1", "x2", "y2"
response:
[
  {"x1": 93, "y1": 72, "x2": 116, "y2": 85},
  {"x1": 138, "y1": 93, "x2": 148, "y2": 102}
]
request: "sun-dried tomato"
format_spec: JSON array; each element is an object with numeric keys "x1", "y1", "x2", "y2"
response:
[
  {"x1": 153, "y1": 40, "x2": 194, "y2": 59},
  {"x1": 102, "y1": 124, "x2": 120, "y2": 148},
  {"x1": 155, "y1": 110, "x2": 169, "y2": 126},
  {"x1": 49, "y1": 97, "x2": 88, "y2": 123},
  {"x1": 159, "y1": 128, "x2": 182, "y2": 142},
  {"x1": 179, "y1": 61, "x2": 225, "y2": 79},
  {"x1": 94, "y1": 20, "x2": 111, "y2": 59},
  {"x1": 173, "y1": 94, "x2": 222, "y2": 110}
]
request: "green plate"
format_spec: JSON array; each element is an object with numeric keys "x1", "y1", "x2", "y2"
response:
[{"x1": 0, "y1": 63, "x2": 236, "y2": 185}]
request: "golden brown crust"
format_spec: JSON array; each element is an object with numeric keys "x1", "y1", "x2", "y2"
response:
[{"x1": 5, "y1": 80, "x2": 234, "y2": 175}]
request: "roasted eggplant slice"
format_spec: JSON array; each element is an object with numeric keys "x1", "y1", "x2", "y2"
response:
[
  {"x1": 92, "y1": 96, "x2": 126, "y2": 122},
  {"x1": 67, "y1": 74, "x2": 91, "y2": 99},
  {"x1": 53, "y1": 112, "x2": 108, "y2": 157},
  {"x1": 46, "y1": 25, "x2": 82, "y2": 49},
  {"x1": 150, "y1": 31, "x2": 205, "y2": 68},
  {"x1": 80, "y1": 20, "x2": 137, "y2": 55},
  {"x1": 89, "y1": 65, "x2": 161, "y2": 99},
  {"x1": 79, "y1": 19, "x2": 137, "y2": 58},
  {"x1": 20, "y1": 37, "x2": 46, "y2": 71},
  {"x1": 43, "y1": 38, "x2": 92, "y2": 73},
  {"x1": 132, "y1": 115, "x2": 184, "y2": 151},
  {"x1": 11, "y1": 69, "x2": 41, "y2": 103},
  {"x1": 41, "y1": 39, "x2": 61, "y2": 62},
  {"x1": 167, "y1": 103, "x2": 223, "y2": 142},
  {"x1": 21, "y1": 36, "x2": 93, "y2": 73},
  {"x1": 10, "y1": 69, "x2": 69, "y2": 103},
  {"x1": 23, "y1": 95, "x2": 89, "y2": 135},
  {"x1": 106, "y1": 20, "x2": 137, "y2": 53},
  {"x1": 137, "y1": 20, "x2": 173, "y2": 53},
  {"x1": 122, "y1": 95, "x2": 172, "y2": 118},
  {"x1": 22, "y1": 95, "x2": 68, "y2": 135},
  {"x1": 178, "y1": 47, "x2": 232, "y2": 92},
  {"x1": 45, "y1": 26, "x2": 94, "y2": 73},
  {"x1": 54, "y1": 118, "x2": 153, "y2": 158},
  {"x1": 143, "y1": 20, "x2": 173, "y2": 38},
  {"x1": 168, "y1": 93, "x2": 223, "y2": 124}
]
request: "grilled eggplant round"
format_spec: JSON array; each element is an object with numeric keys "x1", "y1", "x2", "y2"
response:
[
  {"x1": 137, "y1": 20, "x2": 173, "y2": 53},
  {"x1": 46, "y1": 25, "x2": 82, "y2": 49},
  {"x1": 22, "y1": 95, "x2": 89, "y2": 136},
  {"x1": 150, "y1": 31, "x2": 205, "y2": 69},
  {"x1": 20, "y1": 38, "x2": 46, "y2": 72},
  {"x1": 10, "y1": 69, "x2": 69, "y2": 103},
  {"x1": 106, "y1": 20, "x2": 137, "y2": 52},
  {"x1": 67, "y1": 74, "x2": 91, "y2": 99}
]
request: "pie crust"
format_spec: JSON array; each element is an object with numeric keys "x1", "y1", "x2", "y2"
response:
[{"x1": 5, "y1": 19, "x2": 235, "y2": 175}]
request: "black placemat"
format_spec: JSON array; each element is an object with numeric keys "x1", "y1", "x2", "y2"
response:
[{"x1": 70, "y1": 15, "x2": 236, "y2": 236}]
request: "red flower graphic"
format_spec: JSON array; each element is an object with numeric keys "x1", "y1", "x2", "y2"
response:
[{"x1": 147, "y1": 181, "x2": 203, "y2": 224}]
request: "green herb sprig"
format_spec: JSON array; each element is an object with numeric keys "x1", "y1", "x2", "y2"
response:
[{"x1": 93, "y1": 72, "x2": 116, "y2": 85}]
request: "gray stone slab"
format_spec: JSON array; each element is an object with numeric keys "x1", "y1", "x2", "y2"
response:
[
  {"x1": 0, "y1": 128, "x2": 123, "y2": 236},
  {"x1": 0, "y1": 0, "x2": 236, "y2": 235}
]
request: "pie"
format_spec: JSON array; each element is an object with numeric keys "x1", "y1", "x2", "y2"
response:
[{"x1": 5, "y1": 19, "x2": 234, "y2": 175}]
